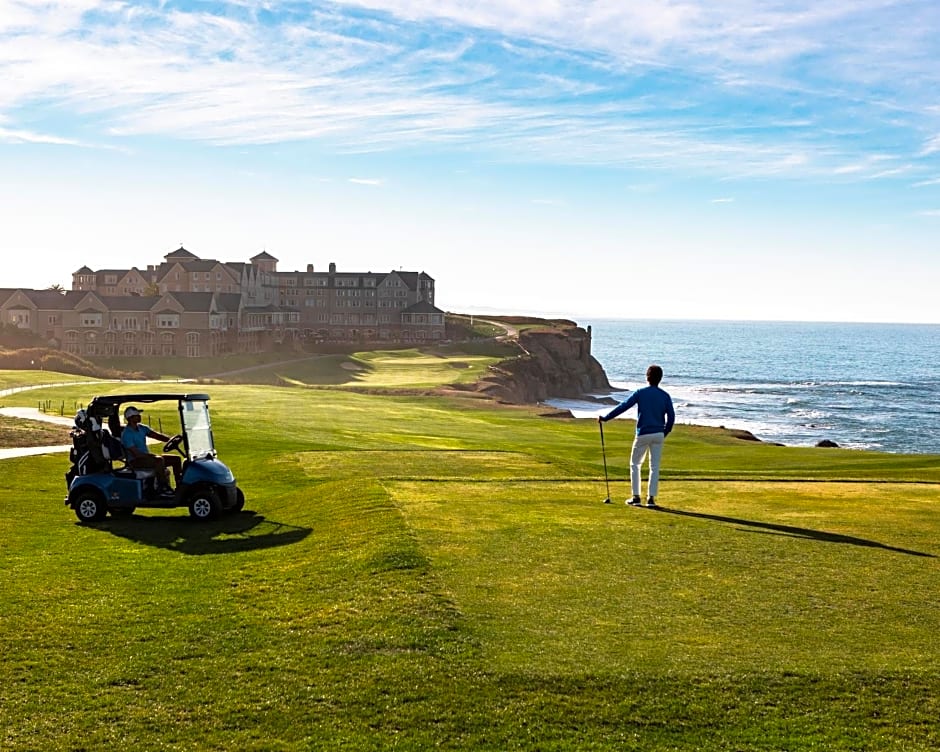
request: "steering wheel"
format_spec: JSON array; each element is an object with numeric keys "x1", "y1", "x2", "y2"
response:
[{"x1": 163, "y1": 434, "x2": 185, "y2": 455}]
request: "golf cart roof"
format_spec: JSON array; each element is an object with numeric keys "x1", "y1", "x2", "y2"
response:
[{"x1": 88, "y1": 393, "x2": 211, "y2": 408}]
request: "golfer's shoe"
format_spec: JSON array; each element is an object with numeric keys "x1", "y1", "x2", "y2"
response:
[
  {"x1": 646, "y1": 497, "x2": 657, "y2": 508},
  {"x1": 627, "y1": 496, "x2": 642, "y2": 506}
]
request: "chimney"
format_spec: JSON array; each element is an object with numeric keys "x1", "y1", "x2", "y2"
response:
[
  {"x1": 329, "y1": 262, "x2": 336, "y2": 274},
  {"x1": 307, "y1": 264, "x2": 314, "y2": 273}
]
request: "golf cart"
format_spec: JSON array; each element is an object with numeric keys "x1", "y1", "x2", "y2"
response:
[{"x1": 65, "y1": 393, "x2": 245, "y2": 522}]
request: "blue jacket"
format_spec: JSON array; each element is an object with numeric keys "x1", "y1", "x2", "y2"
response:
[{"x1": 602, "y1": 385, "x2": 675, "y2": 436}]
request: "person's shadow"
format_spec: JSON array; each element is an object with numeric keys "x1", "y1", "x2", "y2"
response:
[
  {"x1": 88, "y1": 510, "x2": 311, "y2": 555},
  {"x1": 659, "y1": 507, "x2": 935, "y2": 558}
]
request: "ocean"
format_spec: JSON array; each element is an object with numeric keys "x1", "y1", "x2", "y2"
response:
[{"x1": 546, "y1": 319, "x2": 940, "y2": 454}]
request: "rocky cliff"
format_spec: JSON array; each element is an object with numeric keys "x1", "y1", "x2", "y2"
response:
[{"x1": 468, "y1": 323, "x2": 611, "y2": 405}]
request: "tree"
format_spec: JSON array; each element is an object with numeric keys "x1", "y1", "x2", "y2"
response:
[{"x1": 46, "y1": 284, "x2": 66, "y2": 294}]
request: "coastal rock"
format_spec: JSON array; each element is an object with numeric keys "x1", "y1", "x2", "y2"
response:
[
  {"x1": 816, "y1": 439, "x2": 840, "y2": 448},
  {"x1": 472, "y1": 324, "x2": 611, "y2": 405},
  {"x1": 726, "y1": 428, "x2": 761, "y2": 442}
]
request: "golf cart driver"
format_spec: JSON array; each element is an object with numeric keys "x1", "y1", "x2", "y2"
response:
[
  {"x1": 65, "y1": 393, "x2": 245, "y2": 522},
  {"x1": 121, "y1": 405, "x2": 182, "y2": 494}
]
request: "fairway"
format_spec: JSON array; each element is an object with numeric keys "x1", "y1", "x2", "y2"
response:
[
  {"x1": 389, "y1": 478, "x2": 939, "y2": 675},
  {"x1": 2, "y1": 376, "x2": 940, "y2": 750}
]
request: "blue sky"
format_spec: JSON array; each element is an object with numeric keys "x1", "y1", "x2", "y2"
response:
[{"x1": 2, "y1": 0, "x2": 940, "y2": 323}]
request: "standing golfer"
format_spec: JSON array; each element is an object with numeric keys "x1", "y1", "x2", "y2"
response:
[{"x1": 598, "y1": 364, "x2": 675, "y2": 508}]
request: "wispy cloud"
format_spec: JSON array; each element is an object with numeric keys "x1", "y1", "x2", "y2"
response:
[
  {"x1": 348, "y1": 177, "x2": 385, "y2": 186},
  {"x1": 921, "y1": 135, "x2": 940, "y2": 156},
  {"x1": 1, "y1": 0, "x2": 939, "y2": 181},
  {"x1": 0, "y1": 126, "x2": 83, "y2": 146},
  {"x1": 711, "y1": 197, "x2": 734, "y2": 203}
]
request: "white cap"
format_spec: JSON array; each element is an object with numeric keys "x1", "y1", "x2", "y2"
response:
[{"x1": 124, "y1": 406, "x2": 143, "y2": 420}]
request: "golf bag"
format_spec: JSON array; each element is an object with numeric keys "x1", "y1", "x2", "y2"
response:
[{"x1": 65, "y1": 410, "x2": 124, "y2": 487}]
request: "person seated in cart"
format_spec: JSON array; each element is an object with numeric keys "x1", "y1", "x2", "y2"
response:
[{"x1": 121, "y1": 406, "x2": 183, "y2": 493}]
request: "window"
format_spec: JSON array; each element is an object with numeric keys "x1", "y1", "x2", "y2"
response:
[
  {"x1": 81, "y1": 313, "x2": 102, "y2": 327},
  {"x1": 157, "y1": 314, "x2": 180, "y2": 328}
]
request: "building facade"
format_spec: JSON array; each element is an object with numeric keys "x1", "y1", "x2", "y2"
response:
[{"x1": 1, "y1": 247, "x2": 445, "y2": 357}]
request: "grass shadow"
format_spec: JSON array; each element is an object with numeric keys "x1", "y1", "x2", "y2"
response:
[
  {"x1": 660, "y1": 507, "x2": 935, "y2": 558},
  {"x1": 91, "y1": 511, "x2": 312, "y2": 555}
]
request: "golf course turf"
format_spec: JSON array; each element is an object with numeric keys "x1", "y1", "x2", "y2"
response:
[{"x1": 2, "y1": 373, "x2": 939, "y2": 750}]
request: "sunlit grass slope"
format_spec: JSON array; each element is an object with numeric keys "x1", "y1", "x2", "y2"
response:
[
  {"x1": 1, "y1": 376, "x2": 939, "y2": 750},
  {"x1": 276, "y1": 349, "x2": 498, "y2": 388},
  {"x1": 96, "y1": 347, "x2": 505, "y2": 389}
]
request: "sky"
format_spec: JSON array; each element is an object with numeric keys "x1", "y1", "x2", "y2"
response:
[{"x1": 2, "y1": 1, "x2": 940, "y2": 324}]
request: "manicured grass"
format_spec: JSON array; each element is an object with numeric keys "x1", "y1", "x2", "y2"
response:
[
  {"x1": 95, "y1": 348, "x2": 504, "y2": 390},
  {"x1": 2, "y1": 375, "x2": 940, "y2": 750},
  {"x1": 0, "y1": 371, "x2": 99, "y2": 389}
]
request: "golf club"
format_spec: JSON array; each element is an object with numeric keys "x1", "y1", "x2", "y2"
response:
[{"x1": 599, "y1": 418, "x2": 612, "y2": 503}]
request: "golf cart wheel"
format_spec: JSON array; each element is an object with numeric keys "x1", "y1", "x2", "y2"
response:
[
  {"x1": 73, "y1": 489, "x2": 108, "y2": 523},
  {"x1": 187, "y1": 487, "x2": 220, "y2": 521},
  {"x1": 232, "y1": 487, "x2": 245, "y2": 513}
]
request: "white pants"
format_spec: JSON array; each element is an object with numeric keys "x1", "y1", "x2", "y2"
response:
[{"x1": 631, "y1": 432, "x2": 665, "y2": 498}]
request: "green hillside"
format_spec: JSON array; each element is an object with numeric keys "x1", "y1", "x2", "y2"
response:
[{"x1": 1, "y1": 374, "x2": 939, "y2": 750}]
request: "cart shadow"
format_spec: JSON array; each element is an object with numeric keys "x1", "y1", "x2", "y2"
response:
[
  {"x1": 659, "y1": 508, "x2": 935, "y2": 558},
  {"x1": 92, "y1": 511, "x2": 311, "y2": 555}
]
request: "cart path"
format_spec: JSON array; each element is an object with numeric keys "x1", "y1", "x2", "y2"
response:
[
  {"x1": 0, "y1": 406, "x2": 75, "y2": 426},
  {"x1": 0, "y1": 444, "x2": 71, "y2": 459}
]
